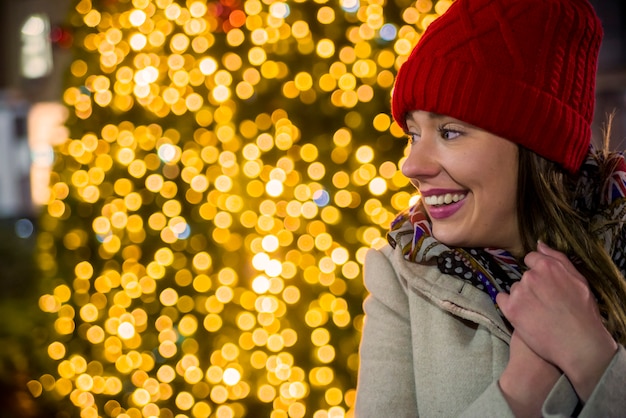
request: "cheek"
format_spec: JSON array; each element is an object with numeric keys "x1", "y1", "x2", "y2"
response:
[
  {"x1": 489, "y1": 150, "x2": 518, "y2": 190},
  {"x1": 503, "y1": 165, "x2": 519, "y2": 197},
  {"x1": 491, "y1": 173, "x2": 519, "y2": 217},
  {"x1": 475, "y1": 161, "x2": 517, "y2": 213}
]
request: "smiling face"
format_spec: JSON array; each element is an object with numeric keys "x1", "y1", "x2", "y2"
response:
[{"x1": 402, "y1": 111, "x2": 522, "y2": 255}]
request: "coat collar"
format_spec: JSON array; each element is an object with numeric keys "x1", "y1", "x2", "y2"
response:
[{"x1": 387, "y1": 240, "x2": 512, "y2": 344}]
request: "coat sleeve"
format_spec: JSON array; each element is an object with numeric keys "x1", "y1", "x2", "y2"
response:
[
  {"x1": 459, "y1": 381, "x2": 515, "y2": 418},
  {"x1": 542, "y1": 345, "x2": 626, "y2": 418},
  {"x1": 355, "y1": 248, "x2": 418, "y2": 417}
]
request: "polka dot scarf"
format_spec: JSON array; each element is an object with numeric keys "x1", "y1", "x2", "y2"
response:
[{"x1": 387, "y1": 202, "x2": 523, "y2": 304}]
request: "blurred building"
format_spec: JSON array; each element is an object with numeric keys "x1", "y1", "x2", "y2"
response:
[{"x1": 0, "y1": 0, "x2": 71, "y2": 221}]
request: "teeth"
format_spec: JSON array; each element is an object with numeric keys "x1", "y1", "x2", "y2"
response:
[{"x1": 424, "y1": 193, "x2": 465, "y2": 206}]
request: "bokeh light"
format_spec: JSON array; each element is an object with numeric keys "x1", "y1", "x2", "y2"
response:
[{"x1": 33, "y1": 0, "x2": 450, "y2": 416}]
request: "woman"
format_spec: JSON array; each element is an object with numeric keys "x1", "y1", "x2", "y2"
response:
[{"x1": 355, "y1": 0, "x2": 626, "y2": 416}]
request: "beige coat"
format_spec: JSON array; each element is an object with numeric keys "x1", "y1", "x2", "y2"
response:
[{"x1": 355, "y1": 242, "x2": 626, "y2": 417}]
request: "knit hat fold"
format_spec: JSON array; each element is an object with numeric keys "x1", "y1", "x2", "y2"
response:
[{"x1": 392, "y1": 0, "x2": 603, "y2": 173}]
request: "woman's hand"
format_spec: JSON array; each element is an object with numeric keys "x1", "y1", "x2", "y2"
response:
[
  {"x1": 499, "y1": 332, "x2": 561, "y2": 418},
  {"x1": 496, "y1": 241, "x2": 618, "y2": 401}
]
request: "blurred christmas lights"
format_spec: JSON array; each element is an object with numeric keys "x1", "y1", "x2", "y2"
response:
[{"x1": 32, "y1": 0, "x2": 451, "y2": 416}]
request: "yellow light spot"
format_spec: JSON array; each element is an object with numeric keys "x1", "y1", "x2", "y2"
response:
[
  {"x1": 199, "y1": 58, "x2": 218, "y2": 76},
  {"x1": 47, "y1": 342, "x2": 66, "y2": 360},
  {"x1": 318, "y1": 6, "x2": 335, "y2": 24},
  {"x1": 251, "y1": 28, "x2": 269, "y2": 45},
  {"x1": 204, "y1": 314, "x2": 223, "y2": 332},
  {"x1": 79, "y1": 303, "x2": 99, "y2": 322},
  {"x1": 294, "y1": 72, "x2": 313, "y2": 91},
  {"x1": 210, "y1": 385, "x2": 229, "y2": 404},
  {"x1": 258, "y1": 384, "x2": 276, "y2": 403},
  {"x1": 76, "y1": 373, "x2": 94, "y2": 391},
  {"x1": 261, "y1": 235, "x2": 279, "y2": 252},
  {"x1": 325, "y1": 387, "x2": 344, "y2": 406},
  {"x1": 157, "y1": 365, "x2": 176, "y2": 383},
  {"x1": 184, "y1": 366, "x2": 203, "y2": 384},
  {"x1": 223, "y1": 368, "x2": 241, "y2": 386},
  {"x1": 317, "y1": 345, "x2": 336, "y2": 363},
  {"x1": 86, "y1": 325, "x2": 105, "y2": 344},
  {"x1": 175, "y1": 391, "x2": 194, "y2": 411},
  {"x1": 249, "y1": 47, "x2": 267, "y2": 66},
  {"x1": 132, "y1": 388, "x2": 151, "y2": 406},
  {"x1": 265, "y1": 179, "x2": 284, "y2": 197},
  {"x1": 193, "y1": 252, "x2": 213, "y2": 271},
  {"x1": 178, "y1": 314, "x2": 198, "y2": 336},
  {"x1": 159, "y1": 288, "x2": 179, "y2": 307},
  {"x1": 129, "y1": 33, "x2": 147, "y2": 50},
  {"x1": 288, "y1": 402, "x2": 306, "y2": 418},
  {"x1": 117, "y1": 322, "x2": 135, "y2": 339},
  {"x1": 159, "y1": 340, "x2": 178, "y2": 358},
  {"x1": 252, "y1": 275, "x2": 270, "y2": 294},
  {"x1": 368, "y1": 177, "x2": 388, "y2": 196},
  {"x1": 129, "y1": 9, "x2": 147, "y2": 26},
  {"x1": 193, "y1": 274, "x2": 212, "y2": 293},
  {"x1": 212, "y1": 85, "x2": 230, "y2": 102},
  {"x1": 292, "y1": 21, "x2": 310, "y2": 38}
]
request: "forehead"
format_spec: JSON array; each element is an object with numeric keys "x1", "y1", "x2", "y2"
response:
[
  {"x1": 407, "y1": 110, "x2": 443, "y2": 119},
  {"x1": 405, "y1": 110, "x2": 486, "y2": 132},
  {"x1": 405, "y1": 110, "x2": 452, "y2": 124}
]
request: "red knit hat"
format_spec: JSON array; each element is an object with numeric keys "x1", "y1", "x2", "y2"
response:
[{"x1": 391, "y1": 0, "x2": 603, "y2": 173}]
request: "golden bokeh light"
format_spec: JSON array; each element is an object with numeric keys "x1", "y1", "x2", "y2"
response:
[{"x1": 32, "y1": 0, "x2": 446, "y2": 416}]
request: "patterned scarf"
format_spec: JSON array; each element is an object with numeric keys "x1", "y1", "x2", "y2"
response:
[{"x1": 388, "y1": 147, "x2": 626, "y2": 307}]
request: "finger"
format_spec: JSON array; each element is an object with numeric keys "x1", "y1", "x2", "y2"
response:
[
  {"x1": 536, "y1": 241, "x2": 588, "y2": 284},
  {"x1": 495, "y1": 290, "x2": 508, "y2": 306},
  {"x1": 524, "y1": 244, "x2": 563, "y2": 267},
  {"x1": 525, "y1": 243, "x2": 583, "y2": 283},
  {"x1": 496, "y1": 285, "x2": 524, "y2": 323},
  {"x1": 523, "y1": 250, "x2": 543, "y2": 269},
  {"x1": 508, "y1": 280, "x2": 520, "y2": 294},
  {"x1": 536, "y1": 241, "x2": 570, "y2": 265},
  {"x1": 495, "y1": 291, "x2": 511, "y2": 316}
]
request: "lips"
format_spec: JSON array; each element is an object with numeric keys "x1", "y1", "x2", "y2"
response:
[{"x1": 421, "y1": 191, "x2": 467, "y2": 220}]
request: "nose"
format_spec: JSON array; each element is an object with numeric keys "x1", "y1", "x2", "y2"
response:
[{"x1": 401, "y1": 134, "x2": 440, "y2": 180}]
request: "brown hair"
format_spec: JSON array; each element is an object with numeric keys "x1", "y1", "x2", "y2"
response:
[{"x1": 517, "y1": 145, "x2": 626, "y2": 345}]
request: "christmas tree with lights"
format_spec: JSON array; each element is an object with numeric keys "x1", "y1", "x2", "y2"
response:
[{"x1": 32, "y1": 0, "x2": 450, "y2": 416}]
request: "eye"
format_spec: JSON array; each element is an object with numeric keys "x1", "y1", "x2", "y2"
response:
[
  {"x1": 406, "y1": 132, "x2": 420, "y2": 144},
  {"x1": 406, "y1": 132, "x2": 421, "y2": 144},
  {"x1": 437, "y1": 126, "x2": 462, "y2": 140}
]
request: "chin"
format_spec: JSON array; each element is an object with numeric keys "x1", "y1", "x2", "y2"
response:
[{"x1": 431, "y1": 230, "x2": 465, "y2": 247}]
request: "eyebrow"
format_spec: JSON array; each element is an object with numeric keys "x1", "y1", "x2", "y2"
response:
[
  {"x1": 425, "y1": 111, "x2": 445, "y2": 120},
  {"x1": 407, "y1": 110, "x2": 445, "y2": 120},
  {"x1": 407, "y1": 111, "x2": 481, "y2": 131}
]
